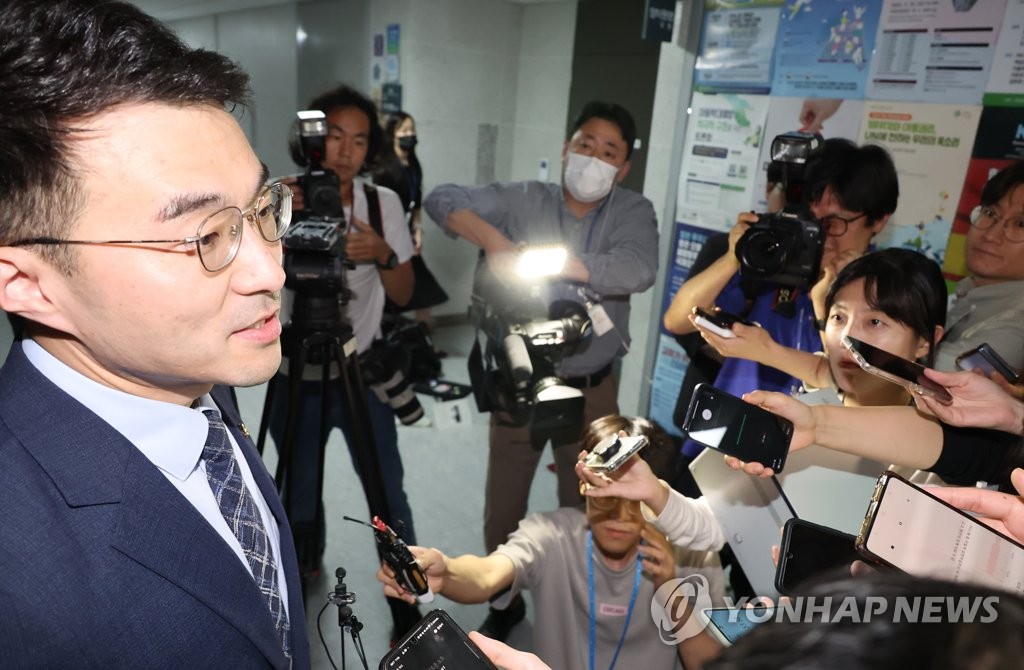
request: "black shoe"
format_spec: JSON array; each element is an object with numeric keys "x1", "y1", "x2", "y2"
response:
[{"x1": 477, "y1": 593, "x2": 526, "y2": 642}]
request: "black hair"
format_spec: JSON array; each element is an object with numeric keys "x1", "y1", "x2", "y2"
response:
[
  {"x1": 708, "y1": 570, "x2": 1024, "y2": 670},
  {"x1": 980, "y1": 160, "x2": 1024, "y2": 207},
  {"x1": 308, "y1": 84, "x2": 384, "y2": 173},
  {"x1": 804, "y1": 138, "x2": 899, "y2": 225},
  {"x1": 373, "y1": 111, "x2": 422, "y2": 213},
  {"x1": 571, "y1": 101, "x2": 637, "y2": 160},
  {"x1": 0, "y1": 0, "x2": 250, "y2": 267},
  {"x1": 825, "y1": 248, "x2": 947, "y2": 366},
  {"x1": 579, "y1": 415, "x2": 676, "y2": 481}
]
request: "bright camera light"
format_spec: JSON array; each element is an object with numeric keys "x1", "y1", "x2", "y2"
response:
[{"x1": 516, "y1": 246, "x2": 568, "y2": 280}]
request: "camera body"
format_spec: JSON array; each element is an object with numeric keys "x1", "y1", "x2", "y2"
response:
[
  {"x1": 735, "y1": 131, "x2": 825, "y2": 288},
  {"x1": 470, "y1": 281, "x2": 593, "y2": 431}
]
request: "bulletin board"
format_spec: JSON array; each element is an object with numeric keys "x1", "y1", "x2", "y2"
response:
[{"x1": 649, "y1": 0, "x2": 1024, "y2": 436}]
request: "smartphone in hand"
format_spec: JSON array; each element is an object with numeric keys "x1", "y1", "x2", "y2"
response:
[
  {"x1": 842, "y1": 336, "x2": 953, "y2": 405},
  {"x1": 682, "y1": 383, "x2": 793, "y2": 472},
  {"x1": 955, "y1": 343, "x2": 1021, "y2": 384},
  {"x1": 380, "y1": 610, "x2": 498, "y2": 670},
  {"x1": 775, "y1": 518, "x2": 860, "y2": 596},
  {"x1": 692, "y1": 307, "x2": 755, "y2": 339},
  {"x1": 857, "y1": 471, "x2": 1024, "y2": 594},
  {"x1": 582, "y1": 434, "x2": 648, "y2": 473}
]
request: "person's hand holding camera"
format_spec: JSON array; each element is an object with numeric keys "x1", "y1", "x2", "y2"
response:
[{"x1": 728, "y1": 212, "x2": 758, "y2": 261}]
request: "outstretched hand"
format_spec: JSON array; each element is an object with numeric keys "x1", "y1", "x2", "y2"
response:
[
  {"x1": 722, "y1": 390, "x2": 817, "y2": 478},
  {"x1": 376, "y1": 546, "x2": 446, "y2": 604},
  {"x1": 469, "y1": 632, "x2": 552, "y2": 670},
  {"x1": 928, "y1": 468, "x2": 1024, "y2": 544},
  {"x1": 918, "y1": 367, "x2": 1024, "y2": 435}
]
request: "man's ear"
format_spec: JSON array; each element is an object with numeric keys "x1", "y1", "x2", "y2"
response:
[
  {"x1": 615, "y1": 160, "x2": 632, "y2": 184},
  {"x1": 0, "y1": 248, "x2": 74, "y2": 334},
  {"x1": 869, "y1": 213, "x2": 892, "y2": 235}
]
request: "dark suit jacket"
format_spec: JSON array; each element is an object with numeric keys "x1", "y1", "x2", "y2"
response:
[{"x1": 0, "y1": 343, "x2": 310, "y2": 668}]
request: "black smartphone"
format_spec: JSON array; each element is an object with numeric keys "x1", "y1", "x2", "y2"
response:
[
  {"x1": 956, "y1": 343, "x2": 1021, "y2": 384},
  {"x1": 857, "y1": 471, "x2": 1024, "y2": 594},
  {"x1": 379, "y1": 609, "x2": 498, "y2": 670},
  {"x1": 775, "y1": 519, "x2": 859, "y2": 596},
  {"x1": 692, "y1": 307, "x2": 755, "y2": 339},
  {"x1": 842, "y1": 335, "x2": 953, "y2": 405},
  {"x1": 682, "y1": 383, "x2": 793, "y2": 472}
]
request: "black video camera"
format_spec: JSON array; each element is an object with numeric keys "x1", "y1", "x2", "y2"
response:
[
  {"x1": 283, "y1": 110, "x2": 349, "y2": 303},
  {"x1": 470, "y1": 275, "x2": 592, "y2": 431},
  {"x1": 735, "y1": 132, "x2": 825, "y2": 289}
]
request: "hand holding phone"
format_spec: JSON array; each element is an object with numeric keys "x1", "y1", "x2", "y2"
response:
[
  {"x1": 702, "y1": 606, "x2": 774, "y2": 646},
  {"x1": 691, "y1": 307, "x2": 755, "y2": 339},
  {"x1": 380, "y1": 610, "x2": 498, "y2": 670},
  {"x1": 857, "y1": 471, "x2": 1024, "y2": 594},
  {"x1": 682, "y1": 383, "x2": 793, "y2": 472},
  {"x1": 842, "y1": 336, "x2": 953, "y2": 405},
  {"x1": 582, "y1": 434, "x2": 648, "y2": 473},
  {"x1": 956, "y1": 343, "x2": 1021, "y2": 384}
]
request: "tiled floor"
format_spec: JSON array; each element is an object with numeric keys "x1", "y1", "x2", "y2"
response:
[{"x1": 235, "y1": 321, "x2": 557, "y2": 668}]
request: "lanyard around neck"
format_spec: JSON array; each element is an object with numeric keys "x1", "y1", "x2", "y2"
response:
[{"x1": 587, "y1": 530, "x2": 642, "y2": 670}]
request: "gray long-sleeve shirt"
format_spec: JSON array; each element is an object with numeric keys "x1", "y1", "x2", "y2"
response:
[{"x1": 425, "y1": 180, "x2": 659, "y2": 376}]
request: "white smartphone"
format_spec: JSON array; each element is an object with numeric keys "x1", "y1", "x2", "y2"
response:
[
  {"x1": 691, "y1": 307, "x2": 754, "y2": 339},
  {"x1": 857, "y1": 471, "x2": 1024, "y2": 595},
  {"x1": 842, "y1": 336, "x2": 953, "y2": 405},
  {"x1": 583, "y1": 434, "x2": 648, "y2": 473},
  {"x1": 701, "y1": 606, "x2": 773, "y2": 646}
]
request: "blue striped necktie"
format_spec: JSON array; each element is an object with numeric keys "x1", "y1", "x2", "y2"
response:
[{"x1": 201, "y1": 409, "x2": 291, "y2": 659}]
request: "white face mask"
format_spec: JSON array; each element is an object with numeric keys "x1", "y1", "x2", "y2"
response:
[{"x1": 563, "y1": 151, "x2": 620, "y2": 203}]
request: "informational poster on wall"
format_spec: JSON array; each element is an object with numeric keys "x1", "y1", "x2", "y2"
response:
[
  {"x1": 867, "y1": 0, "x2": 1006, "y2": 104},
  {"x1": 751, "y1": 96, "x2": 865, "y2": 211},
  {"x1": 771, "y1": 0, "x2": 884, "y2": 99},
  {"x1": 675, "y1": 92, "x2": 770, "y2": 231},
  {"x1": 985, "y1": 0, "x2": 1024, "y2": 106},
  {"x1": 860, "y1": 101, "x2": 980, "y2": 264},
  {"x1": 943, "y1": 105, "x2": 1024, "y2": 279},
  {"x1": 695, "y1": 0, "x2": 784, "y2": 94},
  {"x1": 648, "y1": 220, "x2": 716, "y2": 437}
]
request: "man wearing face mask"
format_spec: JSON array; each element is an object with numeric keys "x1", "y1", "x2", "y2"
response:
[{"x1": 423, "y1": 101, "x2": 659, "y2": 639}]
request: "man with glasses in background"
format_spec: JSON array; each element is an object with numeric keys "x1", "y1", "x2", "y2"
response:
[
  {"x1": 934, "y1": 161, "x2": 1024, "y2": 373},
  {"x1": 664, "y1": 139, "x2": 899, "y2": 434},
  {"x1": 0, "y1": 1, "x2": 307, "y2": 666}
]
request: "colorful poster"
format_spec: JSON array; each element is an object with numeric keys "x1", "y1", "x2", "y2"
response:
[
  {"x1": 751, "y1": 96, "x2": 865, "y2": 211},
  {"x1": 943, "y1": 105, "x2": 1024, "y2": 280},
  {"x1": 985, "y1": 0, "x2": 1024, "y2": 106},
  {"x1": 771, "y1": 0, "x2": 884, "y2": 99},
  {"x1": 859, "y1": 101, "x2": 981, "y2": 264},
  {"x1": 695, "y1": 1, "x2": 784, "y2": 94},
  {"x1": 648, "y1": 222, "x2": 717, "y2": 437},
  {"x1": 867, "y1": 0, "x2": 1006, "y2": 104},
  {"x1": 676, "y1": 92, "x2": 770, "y2": 232}
]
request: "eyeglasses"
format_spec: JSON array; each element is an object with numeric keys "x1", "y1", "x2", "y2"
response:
[
  {"x1": 9, "y1": 183, "x2": 293, "y2": 272},
  {"x1": 970, "y1": 205, "x2": 1024, "y2": 243},
  {"x1": 817, "y1": 212, "x2": 867, "y2": 238}
]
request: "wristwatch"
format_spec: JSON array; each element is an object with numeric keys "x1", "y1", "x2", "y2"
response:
[{"x1": 376, "y1": 250, "x2": 399, "y2": 270}]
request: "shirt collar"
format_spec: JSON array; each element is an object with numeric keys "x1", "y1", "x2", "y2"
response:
[{"x1": 21, "y1": 339, "x2": 209, "y2": 481}]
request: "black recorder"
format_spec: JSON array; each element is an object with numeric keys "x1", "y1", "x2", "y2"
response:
[{"x1": 345, "y1": 516, "x2": 434, "y2": 603}]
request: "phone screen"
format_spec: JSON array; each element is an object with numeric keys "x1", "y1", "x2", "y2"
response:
[
  {"x1": 703, "y1": 607, "x2": 773, "y2": 645},
  {"x1": 683, "y1": 383, "x2": 793, "y2": 471},
  {"x1": 862, "y1": 476, "x2": 1024, "y2": 595},
  {"x1": 380, "y1": 610, "x2": 497, "y2": 670},
  {"x1": 844, "y1": 336, "x2": 952, "y2": 403},
  {"x1": 776, "y1": 519, "x2": 859, "y2": 595}
]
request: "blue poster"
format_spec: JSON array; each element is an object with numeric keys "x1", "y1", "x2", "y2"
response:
[
  {"x1": 771, "y1": 0, "x2": 884, "y2": 99},
  {"x1": 648, "y1": 222, "x2": 716, "y2": 437}
]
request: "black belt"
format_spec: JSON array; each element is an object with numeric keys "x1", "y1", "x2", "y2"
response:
[{"x1": 565, "y1": 364, "x2": 613, "y2": 389}]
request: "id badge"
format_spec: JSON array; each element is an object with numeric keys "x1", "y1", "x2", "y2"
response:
[{"x1": 587, "y1": 302, "x2": 614, "y2": 336}]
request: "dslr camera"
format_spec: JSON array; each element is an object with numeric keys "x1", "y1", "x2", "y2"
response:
[
  {"x1": 469, "y1": 277, "x2": 592, "y2": 431},
  {"x1": 735, "y1": 132, "x2": 825, "y2": 288},
  {"x1": 283, "y1": 110, "x2": 348, "y2": 301}
]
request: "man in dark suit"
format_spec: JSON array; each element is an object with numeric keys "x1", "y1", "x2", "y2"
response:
[{"x1": 0, "y1": 1, "x2": 309, "y2": 667}]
